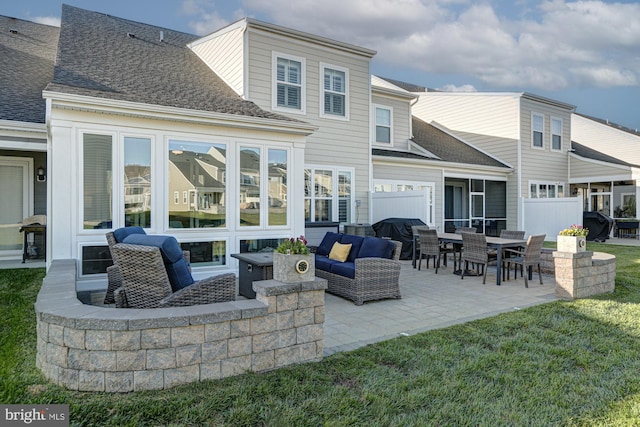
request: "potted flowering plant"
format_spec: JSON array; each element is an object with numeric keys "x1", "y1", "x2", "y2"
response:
[
  {"x1": 273, "y1": 236, "x2": 315, "y2": 283},
  {"x1": 557, "y1": 225, "x2": 589, "y2": 253}
]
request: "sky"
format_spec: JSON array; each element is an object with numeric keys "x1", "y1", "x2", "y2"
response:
[{"x1": 4, "y1": 0, "x2": 640, "y2": 132}]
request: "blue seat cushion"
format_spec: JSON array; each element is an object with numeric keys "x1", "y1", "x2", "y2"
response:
[
  {"x1": 317, "y1": 232, "x2": 342, "y2": 256},
  {"x1": 331, "y1": 261, "x2": 355, "y2": 279},
  {"x1": 358, "y1": 237, "x2": 395, "y2": 259},
  {"x1": 113, "y1": 226, "x2": 146, "y2": 243},
  {"x1": 340, "y1": 234, "x2": 364, "y2": 262},
  {"x1": 315, "y1": 255, "x2": 341, "y2": 272},
  {"x1": 122, "y1": 234, "x2": 194, "y2": 291}
]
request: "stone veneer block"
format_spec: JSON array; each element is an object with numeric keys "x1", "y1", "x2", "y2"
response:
[
  {"x1": 220, "y1": 355, "x2": 251, "y2": 378},
  {"x1": 202, "y1": 341, "x2": 227, "y2": 362},
  {"x1": 111, "y1": 330, "x2": 140, "y2": 351},
  {"x1": 48, "y1": 324, "x2": 64, "y2": 346},
  {"x1": 228, "y1": 337, "x2": 252, "y2": 357},
  {"x1": 141, "y1": 328, "x2": 171, "y2": 349},
  {"x1": 116, "y1": 350, "x2": 146, "y2": 371},
  {"x1": 85, "y1": 330, "x2": 113, "y2": 351},
  {"x1": 251, "y1": 313, "x2": 277, "y2": 334},
  {"x1": 276, "y1": 311, "x2": 295, "y2": 330},
  {"x1": 199, "y1": 361, "x2": 221, "y2": 381},
  {"x1": 164, "y1": 365, "x2": 199, "y2": 389},
  {"x1": 275, "y1": 345, "x2": 302, "y2": 367},
  {"x1": 46, "y1": 343, "x2": 68, "y2": 367},
  {"x1": 146, "y1": 348, "x2": 176, "y2": 369},
  {"x1": 63, "y1": 328, "x2": 85, "y2": 349},
  {"x1": 78, "y1": 370, "x2": 105, "y2": 392},
  {"x1": 294, "y1": 308, "x2": 315, "y2": 327},
  {"x1": 58, "y1": 368, "x2": 79, "y2": 390},
  {"x1": 251, "y1": 351, "x2": 275, "y2": 372},
  {"x1": 553, "y1": 250, "x2": 616, "y2": 300},
  {"x1": 230, "y1": 318, "x2": 252, "y2": 337},
  {"x1": 204, "y1": 322, "x2": 230, "y2": 342},
  {"x1": 314, "y1": 306, "x2": 325, "y2": 324},
  {"x1": 105, "y1": 371, "x2": 134, "y2": 393},
  {"x1": 277, "y1": 293, "x2": 299, "y2": 312},
  {"x1": 298, "y1": 290, "x2": 325, "y2": 308},
  {"x1": 90, "y1": 350, "x2": 117, "y2": 371},
  {"x1": 171, "y1": 325, "x2": 204, "y2": 347},
  {"x1": 297, "y1": 324, "x2": 324, "y2": 344},
  {"x1": 134, "y1": 369, "x2": 164, "y2": 391},
  {"x1": 176, "y1": 345, "x2": 202, "y2": 367}
]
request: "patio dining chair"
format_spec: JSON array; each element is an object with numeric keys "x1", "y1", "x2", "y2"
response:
[
  {"x1": 460, "y1": 232, "x2": 489, "y2": 284},
  {"x1": 488, "y1": 229, "x2": 526, "y2": 263},
  {"x1": 453, "y1": 226, "x2": 478, "y2": 271},
  {"x1": 502, "y1": 234, "x2": 546, "y2": 288},
  {"x1": 417, "y1": 228, "x2": 452, "y2": 273}
]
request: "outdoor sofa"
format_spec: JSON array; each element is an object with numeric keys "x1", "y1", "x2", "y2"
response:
[{"x1": 311, "y1": 232, "x2": 402, "y2": 305}]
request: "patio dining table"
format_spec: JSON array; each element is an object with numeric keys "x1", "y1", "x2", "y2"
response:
[{"x1": 413, "y1": 232, "x2": 527, "y2": 286}]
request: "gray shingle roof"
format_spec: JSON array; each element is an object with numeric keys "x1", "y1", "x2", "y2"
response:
[
  {"x1": 0, "y1": 16, "x2": 59, "y2": 123},
  {"x1": 373, "y1": 117, "x2": 510, "y2": 169},
  {"x1": 571, "y1": 141, "x2": 638, "y2": 168},
  {"x1": 46, "y1": 5, "x2": 299, "y2": 123}
]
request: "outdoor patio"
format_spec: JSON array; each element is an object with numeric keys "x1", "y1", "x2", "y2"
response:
[{"x1": 323, "y1": 259, "x2": 558, "y2": 355}]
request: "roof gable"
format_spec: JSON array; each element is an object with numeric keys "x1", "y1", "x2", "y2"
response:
[{"x1": 46, "y1": 5, "x2": 298, "y2": 123}]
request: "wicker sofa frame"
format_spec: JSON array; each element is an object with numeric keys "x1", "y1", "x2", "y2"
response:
[
  {"x1": 110, "y1": 243, "x2": 236, "y2": 308},
  {"x1": 312, "y1": 239, "x2": 402, "y2": 305}
]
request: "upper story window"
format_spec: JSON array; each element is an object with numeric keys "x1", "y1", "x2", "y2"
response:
[
  {"x1": 551, "y1": 117, "x2": 563, "y2": 151},
  {"x1": 374, "y1": 105, "x2": 392, "y2": 144},
  {"x1": 273, "y1": 52, "x2": 305, "y2": 114},
  {"x1": 320, "y1": 63, "x2": 348, "y2": 119},
  {"x1": 532, "y1": 112, "x2": 544, "y2": 148}
]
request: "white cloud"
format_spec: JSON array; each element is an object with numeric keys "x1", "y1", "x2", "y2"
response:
[
  {"x1": 438, "y1": 84, "x2": 477, "y2": 92},
  {"x1": 207, "y1": 0, "x2": 640, "y2": 91},
  {"x1": 32, "y1": 16, "x2": 60, "y2": 27}
]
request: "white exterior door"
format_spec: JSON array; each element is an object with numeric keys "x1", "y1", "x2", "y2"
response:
[{"x1": 0, "y1": 157, "x2": 33, "y2": 259}]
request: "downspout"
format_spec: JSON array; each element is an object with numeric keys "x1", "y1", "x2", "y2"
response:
[{"x1": 516, "y1": 98, "x2": 523, "y2": 230}]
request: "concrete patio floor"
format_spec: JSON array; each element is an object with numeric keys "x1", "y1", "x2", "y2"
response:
[{"x1": 323, "y1": 259, "x2": 558, "y2": 355}]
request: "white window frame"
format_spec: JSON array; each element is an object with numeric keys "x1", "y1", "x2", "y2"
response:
[
  {"x1": 272, "y1": 52, "x2": 306, "y2": 115},
  {"x1": 174, "y1": 191, "x2": 179, "y2": 204},
  {"x1": 550, "y1": 117, "x2": 563, "y2": 151},
  {"x1": 319, "y1": 62, "x2": 349, "y2": 120},
  {"x1": 529, "y1": 181, "x2": 565, "y2": 198},
  {"x1": 305, "y1": 165, "x2": 355, "y2": 224},
  {"x1": 373, "y1": 104, "x2": 393, "y2": 145},
  {"x1": 531, "y1": 112, "x2": 545, "y2": 149}
]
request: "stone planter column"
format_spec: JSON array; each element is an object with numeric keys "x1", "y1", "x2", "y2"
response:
[{"x1": 553, "y1": 250, "x2": 616, "y2": 300}]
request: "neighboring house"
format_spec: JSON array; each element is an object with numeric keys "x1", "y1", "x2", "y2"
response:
[
  {"x1": 570, "y1": 114, "x2": 640, "y2": 219},
  {"x1": 0, "y1": 16, "x2": 57, "y2": 260},
  {"x1": 409, "y1": 89, "x2": 576, "y2": 232}
]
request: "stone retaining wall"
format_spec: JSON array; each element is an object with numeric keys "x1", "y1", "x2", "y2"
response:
[
  {"x1": 35, "y1": 260, "x2": 327, "y2": 392},
  {"x1": 553, "y1": 251, "x2": 616, "y2": 300}
]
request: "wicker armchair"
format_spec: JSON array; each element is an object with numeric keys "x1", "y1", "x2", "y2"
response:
[
  {"x1": 313, "y1": 240, "x2": 403, "y2": 305},
  {"x1": 104, "y1": 231, "x2": 191, "y2": 304},
  {"x1": 110, "y1": 243, "x2": 235, "y2": 308},
  {"x1": 502, "y1": 234, "x2": 546, "y2": 287},
  {"x1": 460, "y1": 232, "x2": 489, "y2": 284},
  {"x1": 487, "y1": 230, "x2": 526, "y2": 262}
]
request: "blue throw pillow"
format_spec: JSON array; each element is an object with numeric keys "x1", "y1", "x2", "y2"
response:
[
  {"x1": 340, "y1": 234, "x2": 364, "y2": 262},
  {"x1": 113, "y1": 226, "x2": 146, "y2": 243},
  {"x1": 317, "y1": 232, "x2": 342, "y2": 256},
  {"x1": 358, "y1": 236, "x2": 391, "y2": 259},
  {"x1": 122, "y1": 234, "x2": 194, "y2": 291}
]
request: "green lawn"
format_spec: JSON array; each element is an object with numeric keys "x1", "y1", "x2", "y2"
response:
[{"x1": 2, "y1": 243, "x2": 640, "y2": 426}]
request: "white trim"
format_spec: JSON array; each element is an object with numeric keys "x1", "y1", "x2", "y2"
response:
[
  {"x1": 528, "y1": 180, "x2": 565, "y2": 198},
  {"x1": 271, "y1": 51, "x2": 306, "y2": 115},
  {"x1": 44, "y1": 90, "x2": 317, "y2": 135},
  {"x1": 531, "y1": 111, "x2": 545, "y2": 150},
  {"x1": 319, "y1": 62, "x2": 349, "y2": 121},
  {"x1": 372, "y1": 104, "x2": 392, "y2": 146},
  {"x1": 304, "y1": 164, "x2": 356, "y2": 224},
  {"x1": 550, "y1": 116, "x2": 563, "y2": 152}
]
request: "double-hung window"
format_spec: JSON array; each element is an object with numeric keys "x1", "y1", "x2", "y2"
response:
[
  {"x1": 273, "y1": 53, "x2": 305, "y2": 114},
  {"x1": 551, "y1": 117, "x2": 563, "y2": 151},
  {"x1": 532, "y1": 112, "x2": 544, "y2": 148},
  {"x1": 320, "y1": 63, "x2": 348, "y2": 119},
  {"x1": 374, "y1": 105, "x2": 392, "y2": 144}
]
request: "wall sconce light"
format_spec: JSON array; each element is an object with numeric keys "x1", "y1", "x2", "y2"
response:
[{"x1": 37, "y1": 166, "x2": 46, "y2": 182}]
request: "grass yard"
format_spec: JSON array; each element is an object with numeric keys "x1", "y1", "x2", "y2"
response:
[{"x1": 2, "y1": 242, "x2": 640, "y2": 426}]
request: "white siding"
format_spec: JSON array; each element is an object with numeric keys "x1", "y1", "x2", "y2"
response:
[
  {"x1": 245, "y1": 29, "x2": 373, "y2": 220},
  {"x1": 569, "y1": 157, "x2": 630, "y2": 179},
  {"x1": 189, "y1": 26, "x2": 245, "y2": 96},
  {"x1": 572, "y1": 114, "x2": 640, "y2": 166}
]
